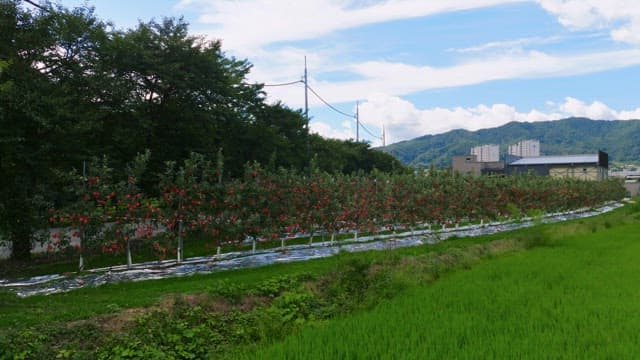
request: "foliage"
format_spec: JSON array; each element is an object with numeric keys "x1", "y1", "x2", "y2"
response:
[
  {"x1": 0, "y1": 1, "x2": 401, "y2": 260},
  {"x1": 20, "y1": 152, "x2": 629, "y2": 269},
  {"x1": 310, "y1": 135, "x2": 405, "y2": 174}
]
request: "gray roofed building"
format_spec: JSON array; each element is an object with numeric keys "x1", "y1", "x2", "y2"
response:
[
  {"x1": 506, "y1": 151, "x2": 608, "y2": 181},
  {"x1": 509, "y1": 154, "x2": 599, "y2": 166}
]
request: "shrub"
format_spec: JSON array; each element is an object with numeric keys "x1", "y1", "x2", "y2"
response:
[{"x1": 517, "y1": 229, "x2": 554, "y2": 248}]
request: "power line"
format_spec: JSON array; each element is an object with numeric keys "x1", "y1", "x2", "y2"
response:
[
  {"x1": 306, "y1": 84, "x2": 355, "y2": 119},
  {"x1": 259, "y1": 71, "x2": 383, "y2": 142},
  {"x1": 359, "y1": 122, "x2": 382, "y2": 140},
  {"x1": 306, "y1": 84, "x2": 383, "y2": 141},
  {"x1": 263, "y1": 80, "x2": 303, "y2": 87},
  {"x1": 22, "y1": 0, "x2": 48, "y2": 11}
]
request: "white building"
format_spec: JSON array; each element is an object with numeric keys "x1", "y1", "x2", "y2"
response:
[
  {"x1": 470, "y1": 144, "x2": 500, "y2": 162},
  {"x1": 508, "y1": 139, "x2": 540, "y2": 157}
]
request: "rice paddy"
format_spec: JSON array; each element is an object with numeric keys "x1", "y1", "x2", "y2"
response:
[{"x1": 239, "y1": 209, "x2": 640, "y2": 359}]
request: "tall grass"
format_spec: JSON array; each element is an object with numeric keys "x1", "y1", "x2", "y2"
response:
[{"x1": 240, "y1": 211, "x2": 640, "y2": 359}]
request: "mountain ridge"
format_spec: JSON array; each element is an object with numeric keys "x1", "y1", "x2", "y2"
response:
[{"x1": 381, "y1": 118, "x2": 640, "y2": 167}]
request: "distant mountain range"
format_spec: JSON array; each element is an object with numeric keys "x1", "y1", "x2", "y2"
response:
[{"x1": 381, "y1": 118, "x2": 640, "y2": 168}]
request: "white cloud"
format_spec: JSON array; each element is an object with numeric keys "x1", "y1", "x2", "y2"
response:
[
  {"x1": 618, "y1": 108, "x2": 640, "y2": 119},
  {"x1": 557, "y1": 96, "x2": 640, "y2": 120},
  {"x1": 173, "y1": 0, "x2": 640, "y2": 110},
  {"x1": 177, "y1": 0, "x2": 523, "y2": 55},
  {"x1": 537, "y1": 0, "x2": 640, "y2": 45},
  {"x1": 171, "y1": 0, "x2": 640, "y2": 146},
  {"x1": 310, "y1": 119, "x2": 355, "y2": 140},
  {"x1": 448, "y1": 35, "x2": 564, "y2": 54},
  {"x1": 611, "y1": 21, "x2": 640, "y2": 45},
  {"x1": 447, "y1": 32, "x2": 609, "y2": 56},
  {"x1": 176, "y1": 0, "x2": 533, "y2": 94},
  {"x1": 275, "y1": 48, "x2": 640, "y2": 107},
  {"x1": 348, "y1": 95, "x2": 640, "y2": 144},
  {"x1": 358, "y1": 95, "x2": 554, "y2": 144},
  {"x1": 558, "y1": 97, "x2": 616, "y2": 119}
]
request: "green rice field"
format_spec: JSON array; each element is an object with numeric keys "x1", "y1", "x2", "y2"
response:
[{"x1": 241, "y1": 203, "x2": 640, "y2": 359}]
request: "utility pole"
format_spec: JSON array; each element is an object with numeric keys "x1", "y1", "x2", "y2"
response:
[
  {"x1": 356, "y1": 101, "x2": 359, "y2": 142},
  {"x1": 304, "y1": 56, "x2": 311, "y2": 172},
  {"x1": 304, "y1": 56, "x2": 309, "y2": 127},
  {"x1": 382, "y1": 123, "x2": 386, "y2": 147},
  {"x1": 79, "y1": 160, "x2": 87, "y2": 272}
]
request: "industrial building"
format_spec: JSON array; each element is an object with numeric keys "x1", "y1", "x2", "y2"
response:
[
  {"x1": 508, "y1": 139, "x2": 540, "y2": 157},
  {"x1": 470, "y1": 144, "x2": 500, "y2": 162},
  {"x1": 452, "y1": 148, "x2": 610, "y2": 181},
  {"x1": 451, "y1": 154, "x2": 504, "y2": 176},
  {"x1": 505, "y1": 151, "x2": 609, "y2": 181}
]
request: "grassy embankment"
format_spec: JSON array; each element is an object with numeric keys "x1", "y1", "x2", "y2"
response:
[{"x1": 0, "y1": 200, "x2": 637, "y2": 358}]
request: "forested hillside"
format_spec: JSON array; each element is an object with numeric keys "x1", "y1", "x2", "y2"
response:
[{"x1": 382, "y1": 118, "x2": 640, "y2": 167}]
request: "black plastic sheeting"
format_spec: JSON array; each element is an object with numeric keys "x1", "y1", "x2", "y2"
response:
[{"x1": 0, "y1": 203, "x2": 622, "y2": 297}]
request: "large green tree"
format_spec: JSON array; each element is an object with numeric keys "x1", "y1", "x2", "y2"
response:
[
  {"x1": 95, "y1": 18, "x2": 266, "y2": 176},
  {"x1": 0, "y1": 1, "x2": 110, "y2": 260},
  {"x1": 0, "y1": 1, "x2": 404, "y2": 261},
  {"x1": 310, "y1": 135, "x2": 406, "y2": 174}
]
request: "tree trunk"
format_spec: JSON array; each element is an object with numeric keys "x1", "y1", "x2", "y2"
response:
[
  {"x1": 78, "y1": 228, "x2": 85, "y2": 272},
  {"x1": 10, "y1": 227, "x2": 32, "y2": 261},
  {"x1": 126, "y1": 239, "x2": 132, "y2": 269},
  {"x1": 177, "y1": 220, "x2": 183, "y2": 263},
  {"x1": 9, "y1": 203, "x2": 33, "y2": 261}
]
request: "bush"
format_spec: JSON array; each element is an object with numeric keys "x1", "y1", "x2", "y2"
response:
[{"x1": 517, "y1": 229, "x2": 554, "y2": 249}]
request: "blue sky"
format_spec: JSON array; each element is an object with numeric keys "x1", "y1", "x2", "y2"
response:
[{"x1": 53, "y1": 0, "x2": 640, "y2": 146}]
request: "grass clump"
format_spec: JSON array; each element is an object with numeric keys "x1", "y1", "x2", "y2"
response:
[{"x1": 516, "y1": 228, "x2": 555, "y2": 248}]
